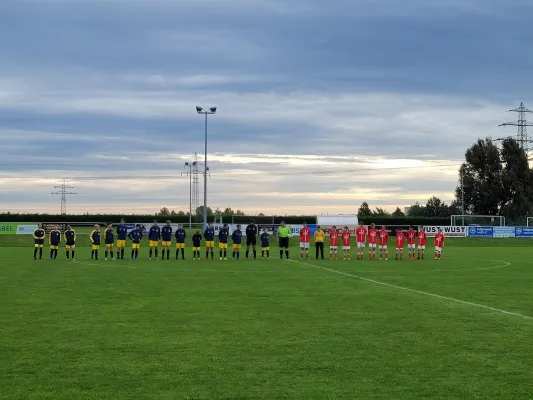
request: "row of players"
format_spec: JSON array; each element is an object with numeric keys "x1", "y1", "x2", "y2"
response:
[
  {"x1": 31, "y1": 220, "x2": 445, "y2": 261},
  {"x1": 296, "y1": 222, "x2": 445, "y2": 260}
]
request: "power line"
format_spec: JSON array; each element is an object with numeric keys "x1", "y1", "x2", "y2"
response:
[
  {"x1": 51, "y1": 179, "x2": 77, "y2": 215},
  {"x1": 497, "y1": 102, "x2": 533, "y2": 155}
]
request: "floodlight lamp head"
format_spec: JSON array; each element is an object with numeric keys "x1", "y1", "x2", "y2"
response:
[
  {"x1": 209, "y1": 107, "x2": 217, "y2": 113},
  {"x1": 196, "y1": 106, "x2": 203, "y2": 113}
]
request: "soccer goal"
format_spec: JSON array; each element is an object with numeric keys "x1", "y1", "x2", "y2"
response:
[
  {"x1": 451, "y1": 215, "x2": 506, "y2": 226},
  {"x1": 527, "y1": 217, "x2": 533, "y2": 227}
]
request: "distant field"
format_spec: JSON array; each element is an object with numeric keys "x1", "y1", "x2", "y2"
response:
[{"x1": 1, "y1": 237, "x2": 532, "y2": 399}]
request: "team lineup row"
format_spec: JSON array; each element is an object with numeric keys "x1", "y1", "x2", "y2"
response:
[{"x1": 30, "y1": 220, "x2": 446, "y2": 261}]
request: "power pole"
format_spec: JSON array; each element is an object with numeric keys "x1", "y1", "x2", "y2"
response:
[
  {"x1": 187, "y1": 153, "x2": 209, "y2": 221},
  {"x1": 51, "y1": 179, "x2": 77, "y2": 215},
  {"x1": 497, "y1": 102, "x2": 533, "y2": 156}
]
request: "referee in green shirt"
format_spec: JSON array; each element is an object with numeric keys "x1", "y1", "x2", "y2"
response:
[{"x1": 277, "y1": 221, "x2": 291, "y2": 259}]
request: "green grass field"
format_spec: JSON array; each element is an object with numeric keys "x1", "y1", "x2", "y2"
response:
[{"x1": 1, "y1": 235, "x2": 532, "y2": 399}]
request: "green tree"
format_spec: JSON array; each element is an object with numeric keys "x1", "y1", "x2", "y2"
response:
[
  {"x1": 358, "y1": 202, "x2": 372, "y2": 218},
  {"x1": 223, "y1": 207, "x2": 234, "y2": 216},
  {"x1": 158, "y1": 207, "x2": 170, "y2": 216},
  {"x1": 373, "y1": 207, "x2": 389, "y2": 216},
  {"x1": 424, "y1": 196, "x2": 448, "y2": 217},
  {"x1": 392, "y1": 207, "x2": 405, "y2": 217},
  {"x1": 407, "y1": 202, "x2": 425, "y2": 217},
  {"x1": 195, "y1": 206, "x2": 213, "y2": 217},
  {"x1": 235, "y1": 209, "x2": 245, "y2": 216}
]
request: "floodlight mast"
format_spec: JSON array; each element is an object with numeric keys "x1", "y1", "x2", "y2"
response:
[{"x1": 196, "y1": 106, "x2": 217, "y2": 229}]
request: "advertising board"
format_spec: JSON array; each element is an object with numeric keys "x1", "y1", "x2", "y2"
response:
[
  {"x1": 467, "y1": 226, "x2": 494, "y2": 238},
  {"x1": 423, "y1": 226, "x2": 466, "y2": 237},
  {"x1": 492, "y1": 227, "x2": 516, "y2": 238},
  {"x1": 0, "y1": 223, "x2": 21, "y2": 235},
  {"x1": 514, "y1": 227, "x2": 533, "y2": 238},
  {"x1": 16, "y1": 225, "x2": 38, "y2": 234}
]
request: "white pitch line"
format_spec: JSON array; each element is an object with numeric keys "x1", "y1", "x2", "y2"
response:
[
  {"x1": 284, "y1": 258, "x2": 532, "y2": 321},
  {"x1": 430, "y1": 260, "x2": 511, "y2": 272},
  {"x1": 73, "y1": 260, "x2": 137, "y2": 269}
]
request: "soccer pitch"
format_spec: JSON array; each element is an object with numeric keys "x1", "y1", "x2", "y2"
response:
[{"x1": 1, "y1": 239, "x2": 532, "y2": 399}]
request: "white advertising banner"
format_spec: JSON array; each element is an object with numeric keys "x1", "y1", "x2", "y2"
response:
[
  {"x1": 16, "y1": 225, "x2": 38, "y2": 235},
  {"x1": 492, "y1": 227, "x2": 516, "y2": 238},
  {"x1": 422, "y1": 226, "x2": 466, "y2": 237}
]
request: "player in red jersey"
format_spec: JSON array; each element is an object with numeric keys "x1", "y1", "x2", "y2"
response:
[
  {"x1": 329, "y1": 226, "x2": 339, "y2": 259},
  {"x1": 368, "y1": 223, "x2": 378, "y2": 260},
  {"x1": 434, "y1": 228, "x2": 445, "y2": 259},
  {"x1": 417, "y1": 226, "x2": 427, "y2": 259},
  {"x1": 395, "y1": 229, "x2": 405, "y2": 260},
  {"x1": 378, "y1": 225, "x2": 389, "y2": 260},
  {"x1": 355, "y1": 222, "x2": 367, "y2": 260},
  {"x1": 406, "y1": 226, "x2": 417, "y2": 260},
  {"x1": 299, "y1": 222, "x2": 311, "y2": 259},
  {"x1": 341, "y1": 226, "x2": 351, "y2": 260}
]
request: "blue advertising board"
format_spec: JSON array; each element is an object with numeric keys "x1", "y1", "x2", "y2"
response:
[
  {"x1": 493, "y1": 227, "x2": 516, "y2": 238},
  {"x1": 468, "y1": 226, "x2": 493, "y2": 237},
  {"x1": 515, "y1": 227, "x2": 533, "y2": 238}
]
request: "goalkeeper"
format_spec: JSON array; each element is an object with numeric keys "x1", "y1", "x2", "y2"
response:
[{"x1": 277, "y1": 221, "x2": 291, "y2": 260}]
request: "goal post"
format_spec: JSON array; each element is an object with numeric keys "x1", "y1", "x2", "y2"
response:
[
  {"x1": 451, "y1": 215, "x2": 505, "y2": 226},
  {"x1": 527, "y1": 217, "x2": 533, "y2": 227}
]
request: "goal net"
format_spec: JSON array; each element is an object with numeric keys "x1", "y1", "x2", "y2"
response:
[{"x1": 451, "y1": 215, "x2": 505, "y2": 226}]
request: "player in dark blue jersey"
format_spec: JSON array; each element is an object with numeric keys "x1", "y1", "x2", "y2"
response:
[
  {"x1": 260, "y1": 229, "x2": 270, "y2": 260},
  {"x1": 204, "y1": 222, "x2": 215, "y2": 260},
  {"x1": 148, "y1": 221, "x2": 161, "y2": 260},
  {"x1": 32, "y1": 223, "x2": 45, "y2": 260},
  {"x1": 104, "y1": 223, "x2": 115, "y2": 260},
  {"x1": 90, "y1": 224, "x2": 101, "y2": 260},
  {"x1": 192, "y1": 230, "x2": 202, "y2": 260},
  {"x1": 218, "y1": 223, "x2": 230, "y2": 260},
  {"x1": 128, "y1": 224, "x2": 143, "y2": 260},
  {"x1": 49, "y1": 225, "x2": 61, "y2": 260},
  {"x1": 232, "y1": 225, "x2": 243, "y2": 260},
  {"x1": 116, "y1": 218, "x2": 128, "y2": 260},
  {"x1": 64, "y1": 225, "x2": 76, "y2": 261},
  {"x1": 161, "y1": 220, "x2": 173, "y2": 260},
  {"x1": 175, "y1": 224, "x2": 186, "y2": 260}
]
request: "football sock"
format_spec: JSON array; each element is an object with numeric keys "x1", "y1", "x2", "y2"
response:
[
  {"x1": 305, "y1": 251, "x2": 308, "y2": 258},
  {"x1": 166, "y1": 249, "x2": 170, "y2": 259},
  {"x1": 39, "y1": 248, "x2": 43, "y2": 259},
  {"x1": 155, "y1": 249, "x2": 158, "y2": 258},
  {"x1": 176, "y1": 249, "x2": 179, "y2": 259},
  {"x1": 66, "y1": 250, "x2": 69, "y2": 260},
  {"x1": 135, "y1": 249, "x2": 138, "y2": 259},
  {"x1": 131, "y1": 250, "x2": 135, "y2": 259},
  {"x1": 105, "y1": 251, "x2": 108, "y2": 259},
  {"x1": 300, "y1": 251, "x2": 303, "y2": 258},
  {"x1": 220, "y1": 250, "x2": 223, "y2": 258},
  {"x1": 266, "y1": 250, "x2": 269, "y2": 258},
  {"x1": 206, "y1": 250, "x2": 209, "y2": 259},
  {"x1": 111, "y1": 251, "x2": 114, "y2": 259},
  {"x1": 149, "y1": 249, "x2": 153, "y2": 258},
  {"x1": 236, "y1": 252, "x2": 240, "y2": 259},
  {"x1": 232, "y1": 251, "x2": 235, "y2": 259},
  {"x1": 280, "y1": 249, "x2": 284, "y2": 259},
  {"x1": 95, "y1": 250, "x2": 99, "y2": 259},
  {"x1": 181, "y1": 248, "x2": 185, "y2": 259},
  {"x1": 262, "y1": 250, "x2": 265, "y2": 257},
  {"x1": 224, "y1": 250, "x2": 227, "y2": 258},
  {"x1": 50, "y1": 249, "x2": 54, "y2": 259},
  {"x1": 72, "y1": 250, "x2": 75, "y2": 259},
  {"x1": 54, "y1": 249, "x2": 58, "y2": 259},
  {"x1": 253, "y1": 250, "x2": 256, "y2": 259},
  {"x1": 285, "y1": 250, "x2": 289, "y2": 259},
  {"x1": 121, "y1": 249, "x2": 125, "y2": 259},
  {"x1": 33, "y1": 248, "x2": 38, "y2": 259}
]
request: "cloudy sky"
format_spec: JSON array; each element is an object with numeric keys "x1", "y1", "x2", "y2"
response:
[{"x1": 1, "y1": 0, "x2": 532, "y2": 215}]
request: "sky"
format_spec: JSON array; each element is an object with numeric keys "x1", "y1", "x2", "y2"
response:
[{"x1": 1, "y1": 0, "x2": 533, "y2": 215}]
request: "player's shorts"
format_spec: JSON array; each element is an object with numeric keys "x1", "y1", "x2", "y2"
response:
[
  {"x1": 357, "y1": 242, "x2": 365, "y2": 248},
  {"x1": 132, "y1": 243, "x2": 140, "y2": 249},
  {"x1": 246, "y1": 236, "x2": 257, "y2": 246},
  {"x1": 408, "y1": 244, "x2": 415, "y2": 249},
  {"x1": 162, "y1": 241, "x2": 171, "y2": 247},
  {"x1": 175, "y1": 243, "x2": 185, "y2": 249},
  {"x1": 105, "y1": 243, "x2": 114, "y2": 249},
  {"x1": 300, "y1": 242, "x2": 309, "y2": 249},
  {"x1": 92, "y1": 245, "x2": 100, "y2": 250},
  {"x1": 34, "y1": 239, "x2": 44, "y2": 247},
  {"x1": 206, "y1": 241, "x2": 215, "y2": 248},
  {"x1": 149, "y1": 240, "x2": 159, "y2": 247},
  {"x1": 369, "y1": 243, "x2": 376, "y2": 248},
  {"x1": 330, "y1": 245, "x2": 338, "y2": 250},
  {"x1": 232, "y1": 244, "x2": 241, "y2": 250},
  {"x1": 342, "y1": 245, "x2": 350, "y2": 250},
  {"x1": 418, "y1": 245, "x2": 426, "y2": 250},
  {"x1": 435, "y1": 246, "x2": 442, "y2": 252},
  {"x1": 50, "y1": 244, "x2": 59, "y2": 250},
  {"x1": 193, "y1": 246, "x2": 200, "y2": 251},
  {"x1": 379, "y1": 245, "x2": 387, "y2": 249},
  {"x1": 219, "y1": 243, "x2": 228, "y2": 249},
  {"x1": 117, "y1": 240, "x2": 126, "y2": 248},
  {"x1": 396, "y1": 247, "x2": 403, "y2": 251},
  {"x1": 262, "y1": 247, "x2": 269, "y2": 251},
  {"x1": 279, "y1": 237, "x2": 289, "y2": 248},
  {"x1": 65, "y1": 243, "x2": 75, "y2": 249}
]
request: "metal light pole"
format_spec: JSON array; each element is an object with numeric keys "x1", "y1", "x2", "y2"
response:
[
  {"x1": 196, "y1": 106, "x2": 217, "y2": 229},
  {"x1": 461, "y1": 168, "x2": 465, "y2": 226},
  {"x1": 182, "y1": 161, "x2": 197, "y2": 229}
]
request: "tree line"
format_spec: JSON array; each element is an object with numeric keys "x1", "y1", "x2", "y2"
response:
[{"x1": 358, "y1": 197, "x2": 460, "y2": 219}]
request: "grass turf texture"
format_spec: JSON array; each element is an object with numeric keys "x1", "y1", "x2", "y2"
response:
[{"x1": 1, "y1": 237, "x2": 532, "y2": 399}]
